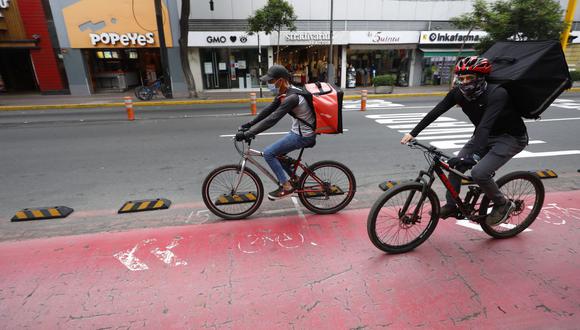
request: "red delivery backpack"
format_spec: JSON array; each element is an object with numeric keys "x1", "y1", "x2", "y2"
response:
[{"x1": 302, "y1": 82, "x2": 344, "y2": 134}]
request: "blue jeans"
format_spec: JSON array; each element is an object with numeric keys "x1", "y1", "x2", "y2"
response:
[{"x1": 264, "y1": 132, "x2": 316, "y2": 184}]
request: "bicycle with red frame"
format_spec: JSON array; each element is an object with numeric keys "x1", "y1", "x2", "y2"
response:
[{"x1": 367, "y1": 139, "x2": 544, "y2": 254}]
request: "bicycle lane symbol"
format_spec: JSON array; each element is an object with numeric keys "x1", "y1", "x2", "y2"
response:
[
  {"x1": 237, "y1": 229, "x2": 307, "y2": 254},
  {"x1": 532, "y1": 203, "x2": 580, "y2": 226}
]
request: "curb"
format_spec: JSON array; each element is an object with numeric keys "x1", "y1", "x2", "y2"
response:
[{"x1": 1, "y1": 88, "x2": 579, "y2": 112}]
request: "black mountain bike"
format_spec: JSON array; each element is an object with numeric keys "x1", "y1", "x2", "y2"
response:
[{"x1": 367, "y1": 140, "x2": 545, "y2": 254}]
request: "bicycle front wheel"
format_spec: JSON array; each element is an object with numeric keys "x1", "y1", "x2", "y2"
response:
[
  {"x1": 202, "y1": 164, "x2": 264, "y2": 220},
  {"x1": 297, "y1": 160, "x2": 356, "y2": 214},
  {"x1": 479, "y1": 171, "x2": 544, "y2": 238},
  {"x1": 367, "y1": 183, "x2": 439, "y2": 254}
]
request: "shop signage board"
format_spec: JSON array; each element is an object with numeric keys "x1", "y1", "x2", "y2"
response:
[
  {"x1": 349, "y1": 31, "x2": 420, "y2": 44},
  {"x1": 419, "y1": 31, "x2": 487, "y2": 44},
  {"x1": 62, "y1": 0, "x2": 172, "y2": 48},
  {"x1": 188, "y1": 32, "x2": 270, "y2": 47},
  {"x1": 277, "y1": 31, "x2": 349, "y2": 45}
]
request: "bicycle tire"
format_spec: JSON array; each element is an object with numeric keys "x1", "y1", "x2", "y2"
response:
[
  {"x1": 202, "y1": 164, "x2": 264, "y2": 220},
  {"x1": 479, "y1": 171, "x2": 544, "y2": 238},
  {"x1": 297, "y1": 160, "x2": 356, "y2": 214},
  {"x1": 367, "y1": 182, "x2": 440, "y2": 254}
]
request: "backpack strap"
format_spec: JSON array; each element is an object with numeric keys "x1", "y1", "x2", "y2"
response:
[{"x1": 283, "y1": 88, "x2": 317, "y2": 131}]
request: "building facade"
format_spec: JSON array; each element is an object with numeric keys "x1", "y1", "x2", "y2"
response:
[
  {"x1": 187, "y1": 0, "x2": 579, "y2": 92},
  {"x1": 0, "y1": 0, "x2": 67, "y2": 94},
  {"x1": 43, "y1": 0, "x2": 187, "y2": 96}
]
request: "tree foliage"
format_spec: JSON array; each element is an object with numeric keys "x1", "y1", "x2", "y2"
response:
[
  {"x1": 452, "y1": 0, "x2": 567, "y2": 53},
  {"x1": 247, "y1": 0, "x2": 297, "y2": 63}
]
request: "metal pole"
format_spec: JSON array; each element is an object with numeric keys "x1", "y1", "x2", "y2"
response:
[
  {"x1": 258, "y1": 34, "x2": 263, "y2": 97},
  {"x1": 561, "y1": 0, "x2": 578, "y2": 50},
  {"x1": 155, "y1": 0, "x2": 173, "y2": 98},
  {"x1": 327, "y1": 0, "x2": 335, "y2": 84}
]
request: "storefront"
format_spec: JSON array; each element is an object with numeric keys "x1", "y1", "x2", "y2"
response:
[
  {"x1": 189, "y1": 32, "x2": 269, "y2": 90},
  {"x1": 418, "y1": 30, "x2": 486, "y2": 85},
  {"x1": 0, "y1": 0, "x2": 66, "y2": 93},
  {"x1": 345, "y1": 31, "x2": 420, "y2": 87},
  {"x1": 57, "y1": 0, "x2": 173, "y2": 93}
]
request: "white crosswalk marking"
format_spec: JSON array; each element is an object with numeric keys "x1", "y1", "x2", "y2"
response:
[
  {"x1": 365, "y1": 106, "x2": 580, "y2": 158},
  {"x1": 343, "y1": 99, "x2": 404, "y2": 109}
]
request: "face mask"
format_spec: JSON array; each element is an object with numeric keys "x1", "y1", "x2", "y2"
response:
[
  {"x1": 458, "y1": 77, "x2": 487, "y2": 101},
  {"x1": 267, "y1": 79, "x2": 280, "y2": 94}
]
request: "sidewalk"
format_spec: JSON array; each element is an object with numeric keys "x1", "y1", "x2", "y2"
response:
[{"x1": 0, "y1": 85, "x2": 451, "y2": 110}]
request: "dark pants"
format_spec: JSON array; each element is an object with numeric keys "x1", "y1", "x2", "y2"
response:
[{"x1": 447, "y1": 133, "x2": 528, "y2": 206}]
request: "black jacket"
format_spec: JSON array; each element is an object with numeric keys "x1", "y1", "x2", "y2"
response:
[{"x1": 410, "y1": 85, "x2": 527, "y2": 155}]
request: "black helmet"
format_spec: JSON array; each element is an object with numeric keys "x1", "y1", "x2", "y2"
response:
[{"x1": 260, "y1": 64, "x2": 291, "y2": 82}]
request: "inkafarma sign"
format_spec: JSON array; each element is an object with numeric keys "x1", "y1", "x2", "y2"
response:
[
  {"x1": 420, "y1": 31, "x2": 488, "y2": 44},
  {"x1": 62, "y1": 0, "x2": 172, "y2": 48}
]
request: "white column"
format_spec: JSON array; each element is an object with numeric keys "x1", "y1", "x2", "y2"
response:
[
  {"x1": 408, "y1": 49, "x2": 415, "y2": 87},
  {"x1": 268, "y1": 47, "x2": 274, "y2": 67},
  {"x1": 188, "y1": 48, "x2": 203, "y2": 92},
  {"x1": 340, "y1": 46, "x2": 347, "y2": 89}
]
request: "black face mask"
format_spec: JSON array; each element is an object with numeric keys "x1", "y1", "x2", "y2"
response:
[{"x1": 458, "y1": 77, "x2": 487, "y2": 101}]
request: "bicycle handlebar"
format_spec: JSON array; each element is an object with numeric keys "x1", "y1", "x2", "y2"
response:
[{"x1": 408, "y1": 139, "x2": 452, "y2": 159}]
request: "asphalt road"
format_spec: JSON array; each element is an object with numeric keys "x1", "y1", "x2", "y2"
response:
[{"x1": 1, "y1": 93, "x2": 579, "y2": 241}]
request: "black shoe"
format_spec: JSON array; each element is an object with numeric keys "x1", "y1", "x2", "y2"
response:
[
  {"x1": 486, "y1": 200, "x2": 515, "y2": 226},
  {"x1": 439, "y1": 204, "x2": 459, "y2": 219},
  {"x1": 268, "y1": 185, "x2": 295, "y2": 200}
]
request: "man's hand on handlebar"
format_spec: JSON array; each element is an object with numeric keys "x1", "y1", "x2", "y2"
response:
[
  {"x1": 235, "y1": 130, "x2": 255, "y2": 142},
  {"x1": 238, "y1": 122, "x2": 252, "y2": 132},
  {"x1": 401, "y1": 133, "x2": 415, "y2": 144}
]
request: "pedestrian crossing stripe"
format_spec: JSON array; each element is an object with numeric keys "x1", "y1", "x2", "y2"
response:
[
  {"x1": 118, "y1": 198, "x2": 171, "y2": 213},
  {"x1": 215, "y1": 192, "x2": 258, "y2": 205},
  {"x1": 11, "y1": 206, "x2": 74, "y2": 222},
  {"x1": 304, "y1": 185, "x2": 345, "y2": 197},
  {"x1": 535, "y1": 169, "x2": 558, "y2": 178}
]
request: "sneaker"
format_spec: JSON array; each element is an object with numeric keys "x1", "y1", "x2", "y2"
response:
[
  {"x1": 439, "y1": 204, "x2": 460, "y2": 219},
  {"x1": 486, "y1": 200, "x2": 515, "y2": 226},
  {"x1": 268, "y1": 185, "x2": 295, "y2": 200}
]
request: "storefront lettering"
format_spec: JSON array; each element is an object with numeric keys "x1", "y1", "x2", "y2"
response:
[
  {"x1": 206, "y1": 36, "x2": 227, "y2": 43},
  {"x1": 429, "y1": 32, "x2": 481, "y2": 43},
  {"x1": 89, "y1": 32, "x2": 155, "y2": 46},
  {"x1": 0, "y1": 0, "x2": 9, "y2": 9},
  {"x1": 285, "y1": 32, "x2": 330, "y2": 42},
  {"x1": 368, "y1": 32, "x2": 401, "y2": 43}
]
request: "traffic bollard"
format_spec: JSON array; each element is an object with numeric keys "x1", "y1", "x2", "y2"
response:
[
  {"x1": 250, "y1": 92, "x2": 257, "y2": 115},
  {"x1": 124, "y1": 96, "x2": 135, "y2": 121},
  {"x1": 361, "y1": 90, "x2": 367, "y2": 111}
]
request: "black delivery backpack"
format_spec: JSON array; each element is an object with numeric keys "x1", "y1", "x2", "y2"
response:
[{"x1": 481, "y1": 40, "x2": 572, "y2": 119}]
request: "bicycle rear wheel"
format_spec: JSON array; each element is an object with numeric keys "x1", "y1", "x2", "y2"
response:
[
  {"x1": 479, "y1": 171, "x2": 544, "y2": 238},
  {"x1": 367, "y1": 182, "x2": 440, "y2": 254},
  {"x1": 297, "y1": 160, "x2": 356, "y2": 214},
  {"x1": 202, "y1": 164, "x2": 264, "y2": 220}
]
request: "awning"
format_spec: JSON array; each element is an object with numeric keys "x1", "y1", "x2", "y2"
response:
[{"x1": 420, "y1": 48, "x2": 477, "y2": 57}]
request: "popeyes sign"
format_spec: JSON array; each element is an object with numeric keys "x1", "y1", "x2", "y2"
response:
[{"x1": 62, "y1": 0, "x2": 172, "y2": 48}]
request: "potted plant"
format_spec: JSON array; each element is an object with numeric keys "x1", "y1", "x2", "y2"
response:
[{"x1": 373, "y1": 74, "x2": 396, "y2": 94}]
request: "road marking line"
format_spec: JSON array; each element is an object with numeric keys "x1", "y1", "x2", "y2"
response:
[
  {"x1": 220, "y1": 129, "x2": 349, "y2": 137},
  {"x1": 455, "y1": 220, "x2": 532, "y2": 232}
]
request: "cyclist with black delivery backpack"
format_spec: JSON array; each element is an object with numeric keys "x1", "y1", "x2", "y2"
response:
[{"x1": 401, "y1": 56, "x2": 529, "y2": 226}]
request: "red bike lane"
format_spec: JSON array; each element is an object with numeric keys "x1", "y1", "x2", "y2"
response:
[{"x1": 1, "y1": 190, "x2": 579, "y2": 329}]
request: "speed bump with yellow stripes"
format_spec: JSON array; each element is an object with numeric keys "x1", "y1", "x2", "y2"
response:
[
  {"x1": 379, "y1": 180, "x2": 400, "y2": 192},
  {"x1": 118, "y1": 198, "x2": 171, "y2": 214},
  {"x1": 215, "y1": 192, "x2": 258, "y2": 205},
  {"x1": 11, "y1": 206, "x2": 74, "y2": 222},
  {"x1": 304, "y1": 185, "x2": 345, "y2": 198},
  {"x1": 534, "y1": 169, "x2": 558, "y2": 179}
]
